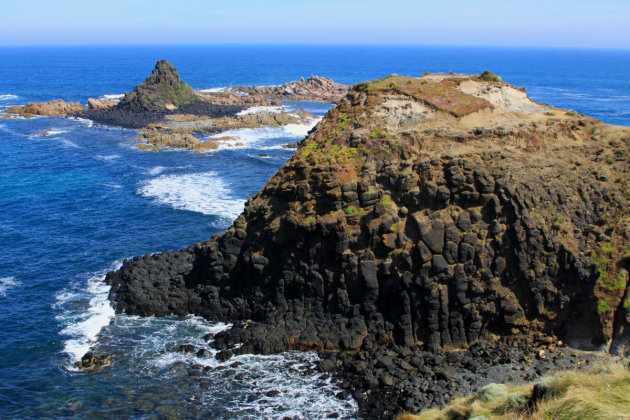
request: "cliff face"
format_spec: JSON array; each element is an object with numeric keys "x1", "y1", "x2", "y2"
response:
[{"x1": 107, "y1": 73, "x2": 630, "y2": 356}]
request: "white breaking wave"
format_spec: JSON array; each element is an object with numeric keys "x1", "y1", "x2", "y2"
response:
[
  {"x1": 137, "y1": 171, "x2": 245, "y2": 220},
  {"x1": 236, "y1": 105, "x2": 286, "y2": 116},
  {"x1": 100, "y1": 93, "x2": 124, "y2": 100},
  {"x1": 96, "y1": 154, "x2": 120, "y2": 161},
  {"x1": 59, "y1": 139, "x2": 80, "y2": 148},
  {"x1": 205, "y1": 118, "x2": 320, "y2": 150},
  {"x1": 0, "y1": 94, "x2": 18, "y2": 101},
  {"x1": 54, "y1": 261, "x2": 121, "y2": 364},
  {"x1": 68, "y1": 116, "x2": 95, "y2": 128},
  {"x1": 45, "y1": 129, "x2": 69, "y2": 136},
  {"x1": 147, "y1": 166, "x2": 167, "y2": 175},
  {"x1": 198, "y1": 87, "x2": 230, "y2": 93},
  {"x1": 0, "y1": 277, "x2": 21, "y2": 297},
  {"x1": 99, "y1": 315, "x2": 358, "y2": 418}
]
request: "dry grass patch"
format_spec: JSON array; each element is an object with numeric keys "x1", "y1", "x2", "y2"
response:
[{"x1": 399, "y1": 360, "x2": 630, "y2": 420}]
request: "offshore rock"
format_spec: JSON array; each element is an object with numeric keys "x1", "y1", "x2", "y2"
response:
[
  {"x1": 2, "y1": 99, "x2": 84, "y2": 118},
  {"x1": 107, "y1": 73, "x2": 630, "y2": 356},
  {"x1": 83, "y1": 60, "x2": 245, "y2": 128},
  {"x1": 235, "y1": 75, "x2": 350, "y2": 102}
]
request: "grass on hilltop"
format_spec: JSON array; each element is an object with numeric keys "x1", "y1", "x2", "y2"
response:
[{"x1": 398, "y1": 360, "x2": 630, "y2": 420}]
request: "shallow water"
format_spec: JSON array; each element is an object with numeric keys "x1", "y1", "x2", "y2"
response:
[{"x1": 0, "y1": 45, "x2": 629, "y2": 418}]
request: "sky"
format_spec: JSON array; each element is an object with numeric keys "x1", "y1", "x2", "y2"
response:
[{"x1": 0, "y1": 0, "x2": 629, "y2": 48}]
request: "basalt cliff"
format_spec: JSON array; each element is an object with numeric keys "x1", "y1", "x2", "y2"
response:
[{"x1": 106, "y1": 72, "x2": 630, "y2": 413}]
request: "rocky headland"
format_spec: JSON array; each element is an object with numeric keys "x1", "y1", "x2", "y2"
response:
[{"x1": 104, "y1": 72, "x2": 630, "y2": 416}]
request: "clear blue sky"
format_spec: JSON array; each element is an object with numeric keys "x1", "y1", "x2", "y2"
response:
[{"x1": 1, "y1": 0, "x2": 628, "y2": 48}]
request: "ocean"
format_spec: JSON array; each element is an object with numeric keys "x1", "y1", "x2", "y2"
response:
[{"x1": 0, "y1": 45, "x2": 629, "y2": 419}]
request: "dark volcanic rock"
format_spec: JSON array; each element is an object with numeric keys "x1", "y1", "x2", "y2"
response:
[
  {"x1": 106, "y1": 73, "x2": 630, "y2": 416},
  {"x1": 82, "y1": 60, "x2": 245, "y2": 128}
]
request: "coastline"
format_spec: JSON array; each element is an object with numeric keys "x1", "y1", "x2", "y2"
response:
[{"x1": 1, "y1": 50, "x2": 630, "y2": 420}]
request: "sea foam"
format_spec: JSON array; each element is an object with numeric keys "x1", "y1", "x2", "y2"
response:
[
  {"x1": 99, "y1": 315, "x2": 358, "y2": 418},
  {"x1": 55, "y1": 261, "x2": 121, "y2": 364},
  {"x1": 0, "y1": 94, "x2": 18, "y2": 101},
  {"x1": 0, "y1": 277, "x2": 21, "y2": 297},
  {"x1": 236, "y1": 105, "x2": 286, "y2": 116},
  {"x1": 198, "y1": 87, "x2": 229, "y2": 93},
  {"x1": 95, "y1": 154, "x2": 120, "y2": 161},
  {"x1": 100, "y1": 93, "x2": 124, "y2": 100},
  {"x1": 205, "y1": 117, "x2": 320, "y2": 150},
  {"x1": 137, "y1": 171, "x2": 245, "y2": 220}
]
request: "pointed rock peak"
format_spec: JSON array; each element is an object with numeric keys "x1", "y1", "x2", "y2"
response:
[
  {"x1": 118, "y1": 59, "x2": 198, "y2": 110},
  {"x1": 145, "y1": 59, "x2": 182, "y2": 86}
]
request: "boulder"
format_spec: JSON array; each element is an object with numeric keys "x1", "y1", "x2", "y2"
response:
[{"x1": 87, "y1": 98, "x2": 118, "y2": 110}]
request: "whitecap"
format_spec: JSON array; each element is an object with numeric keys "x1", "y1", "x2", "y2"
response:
[
  {"x1": 137, "y1": 171, "x2": 245, "y2": 220},
  {"x1": 147, "y1": 166, "x2": 167, "y2": 175},
  {"x1": 0, "y1": 277, "x2": 21, "y2": 297},
  {"x1": 55, "y1": 261, "x2": 121, "y2": 364},
  {"x1": 0, "y1": 94, "x2": 18, "y2": 101},
  {"x1": 96, "y1": 154, "x2": 120, "y2": 161},
  {"x1": 46, "y1": 129, "x2": 69, "y2": 136},
  {"x1": 59, "y1": 139, "x2": 80, "y2": 148}
]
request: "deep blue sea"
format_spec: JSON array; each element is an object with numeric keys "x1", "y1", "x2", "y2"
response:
[{"x1": 0, "y1": 45, "x2": 629, "y2": 419}]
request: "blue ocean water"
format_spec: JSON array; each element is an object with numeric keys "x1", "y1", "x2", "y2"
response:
[{"x1": 0, "y1": 45, "x2": 629, "y2": 419}]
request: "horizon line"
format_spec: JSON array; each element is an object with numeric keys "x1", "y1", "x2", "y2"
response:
[{"x1": 0, "y1": 42, "x2": 629, "y2": 52}]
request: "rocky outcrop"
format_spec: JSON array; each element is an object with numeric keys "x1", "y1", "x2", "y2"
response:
[
  {"x1": 2, "y1": 99, "x2": 84, "y2": 118},
  {"x1": 196, "y1": 90, "x2": 278, "y2": 107},
  {"x1": 119, "y1": 59, "x2": 198, "y2": 110},
  {"x1": 135, "y1": 127, "x2": 220, "y2": 152},
  {"x1": 83, "y1": 60, "x2": 245, "y2": 128},
  {"x1": 87, "y1": 98, "x2": 118, "y2": 110},
  {"x1": 130, "y1": 109, "x2": 316, "y2": 152},
  {"x1": 236, "y1": 75, "x2": 350, "y2": 102},
  {"x1": 106, "y1": 73, "x2": 630, "y2": 414}
]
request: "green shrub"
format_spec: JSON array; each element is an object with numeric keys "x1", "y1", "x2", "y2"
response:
[{"x1": 479, "y1": 70, "x2": 502, "y2": 82}]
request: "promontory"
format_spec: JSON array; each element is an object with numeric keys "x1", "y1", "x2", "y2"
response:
[{"x1": 105, "y1": 72, "x2": 630, "y2": 417}]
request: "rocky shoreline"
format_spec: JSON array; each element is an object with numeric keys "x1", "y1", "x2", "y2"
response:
[
  {"x1": 105, "y1": 73, "x2": 629, "y2": 416},
  {"x1": 1, "y1": 60, "x2": 347, "y2": 153},
  {"x1": 323, "y1": 338, "x2": 608, "y2": 418}
]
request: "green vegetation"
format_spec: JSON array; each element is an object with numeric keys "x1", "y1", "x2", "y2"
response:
[
  {"x1": 399, "y1": 361, "x2": 630, "y2": 420},
  {"x1": 478, "y1": 70, "x2": 503, "y2": 82},
  {"x1": 591, "y1": 242, "x2": 628, "y2": 315},
  {"x1": 382, "y1": 195, "x2": 393, "y2": 208},
  {"x1": 119, "y1": 60, "x2": 197, "y2": 109},
  {"x1": 353, "y1": 74, "x2": 492, "y2": 117}
]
